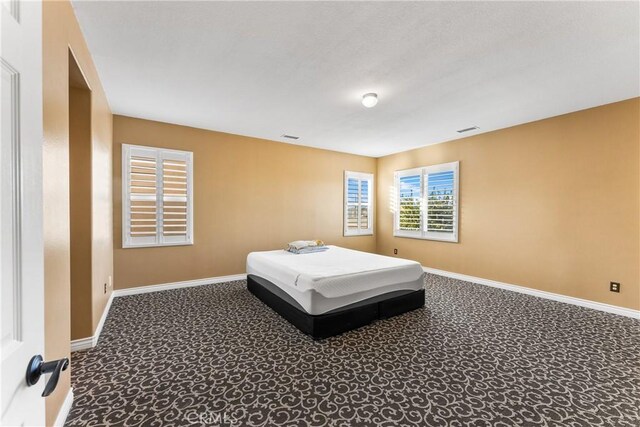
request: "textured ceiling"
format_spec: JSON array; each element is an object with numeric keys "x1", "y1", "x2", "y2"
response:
[{"x1": 72, "y1": 1, "x2": 639, "y2": 157}]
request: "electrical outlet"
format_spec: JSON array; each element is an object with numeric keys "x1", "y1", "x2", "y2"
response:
[
  {"x1": 104, "y1": 283, "x2": 107, "y2": 294},
  {"x1": 610, "y1": 282, "x2": 620, "y2": 293},
  {"x1": 393, "y1": 249, "x2": 398, "y2": 255},
  {"x1": 108, "y1": 275, "x2": 113, "y2": 288}
]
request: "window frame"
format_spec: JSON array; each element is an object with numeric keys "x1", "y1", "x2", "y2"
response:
[
  {"x1": 343, "y1": 171, "x2": 374, "y2": 237},
  {"x1": 122, "y1": 144, "x2": 194, "y2": 248},
  {"x1": 393, "y1": 161, "x2": 459, "y2": 242}
]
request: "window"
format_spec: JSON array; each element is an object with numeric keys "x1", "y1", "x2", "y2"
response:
[
  {"x1": 344, "y1": 171, "x2": 374, "y2": 236},
  {"x1": 122, "y1": 144, "x2": 193, "y2": 248},
  {"x1": 394, "y1": 161, "x2": 459, "y2": 242}
]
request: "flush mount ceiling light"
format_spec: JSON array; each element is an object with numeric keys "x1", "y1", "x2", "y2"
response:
[{"x1": 361, "y1": 93, "x2": 378, "y2": 108}]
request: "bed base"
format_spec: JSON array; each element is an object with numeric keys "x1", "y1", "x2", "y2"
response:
[{"x1": 247, "y1": 274, "x2": 425, "y2": 340}]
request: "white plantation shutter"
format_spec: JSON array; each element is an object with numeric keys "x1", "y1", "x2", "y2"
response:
[
  {"x1": 129, "y1": 154, "x2": 158, "y2": 241},
  {"x1": 346, "y1": 177, "x2": 359, "y2": 231},
  {"x1": 394, "y1": 161, "x2": 459, "y2": 242},
  {"x1": 396, "y1": 170, "x2": 422, "y2": 235},
  {"x1": 161, "y1": 154, "x2": 190, "y2": 243},
  {"x1": 344, "y1": 171, "x2": 374, "y2": 236},
  {"x1": 123, "y1": 144, "x2": 193, "y2": 248},
  {"x1": 359, "y1": 179, "x2": 370, "y2": 230},
  {"x1": 425, "y1": 167, "x2": 456, "y2": 238}
]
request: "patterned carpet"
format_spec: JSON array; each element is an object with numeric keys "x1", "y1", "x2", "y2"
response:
[{"x1": 66, "y1": 275, "x2": 640, "y2": 426}]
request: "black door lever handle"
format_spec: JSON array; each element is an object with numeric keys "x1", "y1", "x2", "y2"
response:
[{"x1": 25, "y1": 355, "x2": 69, "y2": 397}]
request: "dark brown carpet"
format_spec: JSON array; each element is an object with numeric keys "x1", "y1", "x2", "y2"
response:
[{"x1": 66, "y1": 275, "x2": 640, "y2": 426}]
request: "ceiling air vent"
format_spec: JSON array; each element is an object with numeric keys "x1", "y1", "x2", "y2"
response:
[
  {"x1": 282, "y1": 134, "x2": 300, "y2": 140},
  {"x1": 457, "y1": 126, "x2": 479, "y2": 134}
]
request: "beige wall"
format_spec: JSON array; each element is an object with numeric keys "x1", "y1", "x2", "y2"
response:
[
  {"x1": 43, "y1": 1, "x2": 113, "y2": 424},
  {"x1": 377, "y1": 98, "x2": 640, "y2": 310},
  {"x1": 113, "y1": 116, "x2": 377, "y2": 289},
  {"x1": 114, "y1": 100, "x2": 638, "y2": 311}
]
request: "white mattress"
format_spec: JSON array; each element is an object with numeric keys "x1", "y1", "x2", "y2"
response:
[{"x1": 246, "y1": 246, "x2": 424, "y2": 315}]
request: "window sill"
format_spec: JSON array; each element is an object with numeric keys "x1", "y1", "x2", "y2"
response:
[
  {"x1": 122, "y1": 242, "x2": 194, "y2": 249},
  {"x1": 393, "y1": 232, "x2": 458, "y2": 243}
]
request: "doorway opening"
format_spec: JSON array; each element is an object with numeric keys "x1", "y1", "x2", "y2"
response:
[{"x1": 69, "y1": 50, "x2": 93, "y2": 341}]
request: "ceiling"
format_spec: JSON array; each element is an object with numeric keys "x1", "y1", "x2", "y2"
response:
[{"x1": 71, "y1": 1, "x2": 639, "y2": 157}]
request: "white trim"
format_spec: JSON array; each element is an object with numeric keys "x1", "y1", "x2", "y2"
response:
[
  {"x1": 53, "y1": 388, "x2": 73, "y2": 427},
  {"x1": 343, "y1": 170, "x2": 374, "y2": 237},
  {"x1": 93, "y1": 291, "x2": 115, "y2": 345},
  {"x1": 7, "y1": 0, "x2": 19, "y2": 21},
  {"x1": 70, "y1": 336, "x2": 93, "y2": 352},
  {"x1": 112, "y1": 274, "x2": 247, "y2": 297},
  {"x1": 423, "y1": 266, "x2": 640, "y2": 319},
  {"x1": 2, "y1": 58, "x2": 24, "y2": 342},
  {"x1": 70, "y1": 290, "x2": 114, "y2": 352},
  {"x1": 394, "y1": 161, "x2": 459, "y2": 242},
  {"x1": 122, "y1": 144, "x2": 194, "y2": 248}
]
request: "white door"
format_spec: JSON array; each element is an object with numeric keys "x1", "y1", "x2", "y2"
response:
[{"x1": 1, "y1": 0, "x2": 45, "y2": 425}]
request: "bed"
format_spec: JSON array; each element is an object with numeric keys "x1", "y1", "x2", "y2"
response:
[{"x1": 246, "y1": 245, "x2": 425, "y2": 339}]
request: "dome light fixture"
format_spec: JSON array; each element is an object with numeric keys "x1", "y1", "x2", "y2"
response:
[{"x1": 361, "y1": 92, "x2": 378, "y2": 108}]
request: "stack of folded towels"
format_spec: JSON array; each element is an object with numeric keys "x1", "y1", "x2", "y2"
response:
[{"x1": 286, "y1": 240, "x2": 329, "y2": 254}]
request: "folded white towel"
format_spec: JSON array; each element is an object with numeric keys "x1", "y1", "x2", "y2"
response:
[
  {"x1": 287, "y1": 246, "x2": 329, "y2": 255},
  {"x1": 287, "y1": 240, "x2": 324, "y2": 250}
]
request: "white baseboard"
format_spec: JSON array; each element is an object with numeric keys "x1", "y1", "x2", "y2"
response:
[
  {"x1": 70, "y1": 291, "x2": 115, "y2": 352},
  {"x1": 53, "y1": 388, "x2": 73, "y2": 427},
  {"x1": 94, "y1": 291, "x2": 115, "y2": 344},
  {"x1": 423, "y1": 267, "x2": 640, "y2": 319},
  {"x1": 70, "y1": 336, "x2": 93, "y2": 352},
  {"x1": 112, "y1": 273, "x2": 247, "y2": 297},
  {"x1": 71, "y1": 274, "x2": 247, "y2": 352}
]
